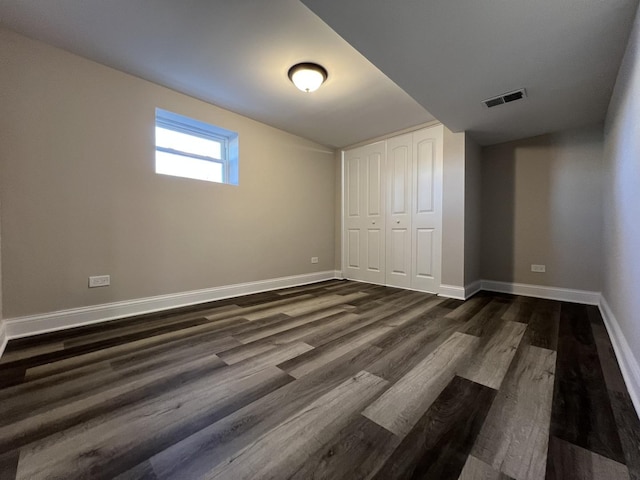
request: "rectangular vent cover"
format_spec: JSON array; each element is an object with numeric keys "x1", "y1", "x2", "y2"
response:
[{"x1": 483, "y1": 88, "x2": 527, "y2": 108}]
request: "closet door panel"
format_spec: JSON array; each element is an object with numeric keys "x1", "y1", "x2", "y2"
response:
[
  {"x1": 416, "y1": 139, "x2": 435, "y2": 213},
  {"x1": 347, "y1": 229, "x2": 360, "y2": 268},
  {"x1": 385, "y1": 134, "x2": 412, "y2": 288},
  {"x1": 343, "y1": 142, "x2": 386, "y2": 284},
  {"x1": 415, "y1": 228, "x2": 435, "y2": 278},
  {"x1": 390, "y1": 228, "x2": 409, "y2": 275},
  {"x1": 346, "y1": 157, "x2": 360, "y2": 218},
  {"x1": 411, "y1": 125, "x2": 443, "y2": 293},
  {"x1": 367, "y1": 229, "x2": 383, "y2": 272}
]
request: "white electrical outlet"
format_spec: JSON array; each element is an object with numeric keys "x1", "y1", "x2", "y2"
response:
[
  {"x1": 89, "y1": 275, "x2": 110, "y2": 288},
  {"x1": 531, "y1": 264, "x2": 546, "y2": 273},
  {"x1": 311, "y1": 257, "x2": 319, "y2": 264}
]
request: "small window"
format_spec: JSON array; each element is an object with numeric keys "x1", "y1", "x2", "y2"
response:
[{"x1": 155, "y1": 108, "x2": 238, "y2": 185}]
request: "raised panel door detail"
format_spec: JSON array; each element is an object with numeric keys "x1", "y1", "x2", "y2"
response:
[
  {"x1": 347, "y1": 157, "x2": 360, "y2": 217},
  {"x1": 415, "y1": 228, "x2": 434, "y2": 278},
  {"x1": 416, "y1": 139, "x2": 434, "y2": 214},
  {"x1": 348, "y1": 229, "x2": 360, "y2": 268},
  {"x1": 390, "y1": 145, "x2": 409, "y2": 215},
  {"x1": 367, "y1": 229, "x2": 382, "y2": 271},
  {"x1": 368, "y1": 153, "x2": 382, "y2": 217},
  {"x1": 343, "y1": 141, "x2": 386, "y2": 285},
  {"x1": 390, "y1": 228, "x2": 409, "y2": 274}
]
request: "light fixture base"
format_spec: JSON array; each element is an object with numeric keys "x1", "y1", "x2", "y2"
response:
[{"x1": 288, "y1": 62, "x2": 328, "y2": 93}]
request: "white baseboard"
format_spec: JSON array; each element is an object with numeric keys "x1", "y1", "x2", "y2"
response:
[
  {"x1": 599, "y1": 296, "x2": 640, "y2": 417},
  {"x1": 439, "y1": 281, "x2": 483, "y2": 300},
  {"x1": 438, "y1": 284, "x2": 466, "y2": 300},
  {"x1": 0, "y1": 322, "x2": 7, "y2": 358},
  {"x1": 464, "y1": 280, "x2": 482, "y2": 299},
  {"x1": 334, "y1": 270, "x2": 344, "y2": 280},
  {"x1": 4, "y1": 270, "x2": 338, "y2": 341},
  {"x1": 481, "y1": 280, "x2": 600, "y2": 305}
]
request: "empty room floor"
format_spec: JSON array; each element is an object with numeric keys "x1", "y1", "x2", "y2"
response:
[{"x1": 0, "y1": 280, "x2": 639, "y2": 479}]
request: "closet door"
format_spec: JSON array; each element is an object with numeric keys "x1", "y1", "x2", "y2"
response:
[
  {"x1": 385, "y1": 133, "x2": 413, "y2": 289},
  {"x1": 343, "y1": 142, "x2": 386, "y2": 284},
  {"x1": 411, "y1": 125, "x2": 443, "y2": 293}
]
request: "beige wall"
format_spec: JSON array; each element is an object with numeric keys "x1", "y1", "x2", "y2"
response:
[
  {"x1": 0, "y1": 28, "x2": 337, "y2": 318},
  {"x1": 0, "y1": 194, "x2": 3, "y2": 349},
  {"x1": 464, "y1": 133, "x2": 481, "y2": 286},
  {"x1": 481, "y1": 125, "x2": 603, "y2": 291},
  {"x1": 603, "y1": 6, "x2": 640, "y2": 373},
  {"x1": 441, "y1": 128, "x2": 466, "y2": 288},
  {"x1": 0, "y1": 194, "x2": 3, "y2": 321}
]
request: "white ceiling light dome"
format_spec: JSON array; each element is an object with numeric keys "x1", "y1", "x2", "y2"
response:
[{"x1": 288, "y1": 62, "x2": 328, "y2": 93}]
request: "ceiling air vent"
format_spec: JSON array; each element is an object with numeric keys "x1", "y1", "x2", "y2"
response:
[{"x1": 483, "y1": 88, "x2": 527, "y2": 108}]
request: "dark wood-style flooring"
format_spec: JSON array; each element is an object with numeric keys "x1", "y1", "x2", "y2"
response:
[{"x1": 0, "y1": 280, "x2": 639, "y2": 480}]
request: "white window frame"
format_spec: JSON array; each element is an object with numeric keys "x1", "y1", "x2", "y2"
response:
[{"x1": 155, "y1": 108, "x2": 239, "y2": 185}]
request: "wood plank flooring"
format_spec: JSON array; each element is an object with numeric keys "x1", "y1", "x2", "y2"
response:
[{"x1": 0, "y1": 280, "x2": 639, "y2": 480}]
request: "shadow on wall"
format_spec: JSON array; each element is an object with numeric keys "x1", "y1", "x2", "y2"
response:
[
  {"x1": 480, "y1": 128, "x2": 603, "y2": 291},
  {"x1": 480, "y1": 142, "x2": 515, "y2": 283}
]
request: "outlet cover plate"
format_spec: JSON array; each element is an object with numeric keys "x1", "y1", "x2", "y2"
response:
[
  {"x1": 531, "y1": 264, "x2": 546, "y2": 273},
  {"x1": 89, "y1": 275, "x2": 110, "y2": 287},
  {"x1": 311, "y1": 257, "x2": 319, "y2": 264}
]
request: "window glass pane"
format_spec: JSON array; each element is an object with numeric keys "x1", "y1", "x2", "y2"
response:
[
  {"x1": 155, "y1": 127, "x2": 222, "y2": 159},
  {"x1": 155, "y1": 151, "x2": 223, "y2": 183}
]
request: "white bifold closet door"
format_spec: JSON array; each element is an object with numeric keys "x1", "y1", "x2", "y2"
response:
[
  {"x1": 410, "y1": 126, "x2": 443, "y2": 293},
  {"x1": 343, "y1": 124, "x2": 443, "y2": 294},
  {"x1": 386, "y1": 133, "x2": 413, "y2": 289},
  {"x1": 343, "y1": 141, "x2": 386, "y2": 285}
]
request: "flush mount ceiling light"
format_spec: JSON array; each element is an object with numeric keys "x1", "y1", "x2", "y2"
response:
[{"x1": 288, "y1": 62, "x2": 328, "y2": 93}]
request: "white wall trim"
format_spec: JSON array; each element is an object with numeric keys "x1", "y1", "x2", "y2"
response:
[
  {"x1": 438, "y1": 284, "x2": 466, "y2": 300},
  {"x1": 599, "y1": 295, "x2": 640, "y2": 417},
  {"x1": 3, "y1": 270, "x2": 338, "y2": 341},
  {"x1": 334, "y1": 270, "x2": 344, "y2": 280},
  {"x1": 0, "y1": 322, "x2": 7, "y2": 358},
  {"x1": 481, "y1": 280, "x2": 601, "y2": 305},
  {"x1": 464, "y1": 280, "x2": 482, "y2": 299}
]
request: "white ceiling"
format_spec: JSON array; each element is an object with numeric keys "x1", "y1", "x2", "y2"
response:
[
  {"x1": 302, "y1": 0, "x2": 639, "y2": 145},
  {"x1": 1, "y1": 1, "x2": 637, "y2": 147},
  {"x1": 0, "y1": 0, "x2": 434, "y2": 148}
]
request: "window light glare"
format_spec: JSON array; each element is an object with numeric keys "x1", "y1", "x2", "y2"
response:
[
  {"x1": 156, "y1": 151, "x2": 222, "y2": 183},
  {"x1": 155, "y1": 127, "x2": 221, "y2": 159},
  {"x1": 288, "y1": 63, "x2": 328, "y2": 93},
  {"x1": 154, "y1": 108, "x2": 239, "y2": 185}
]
